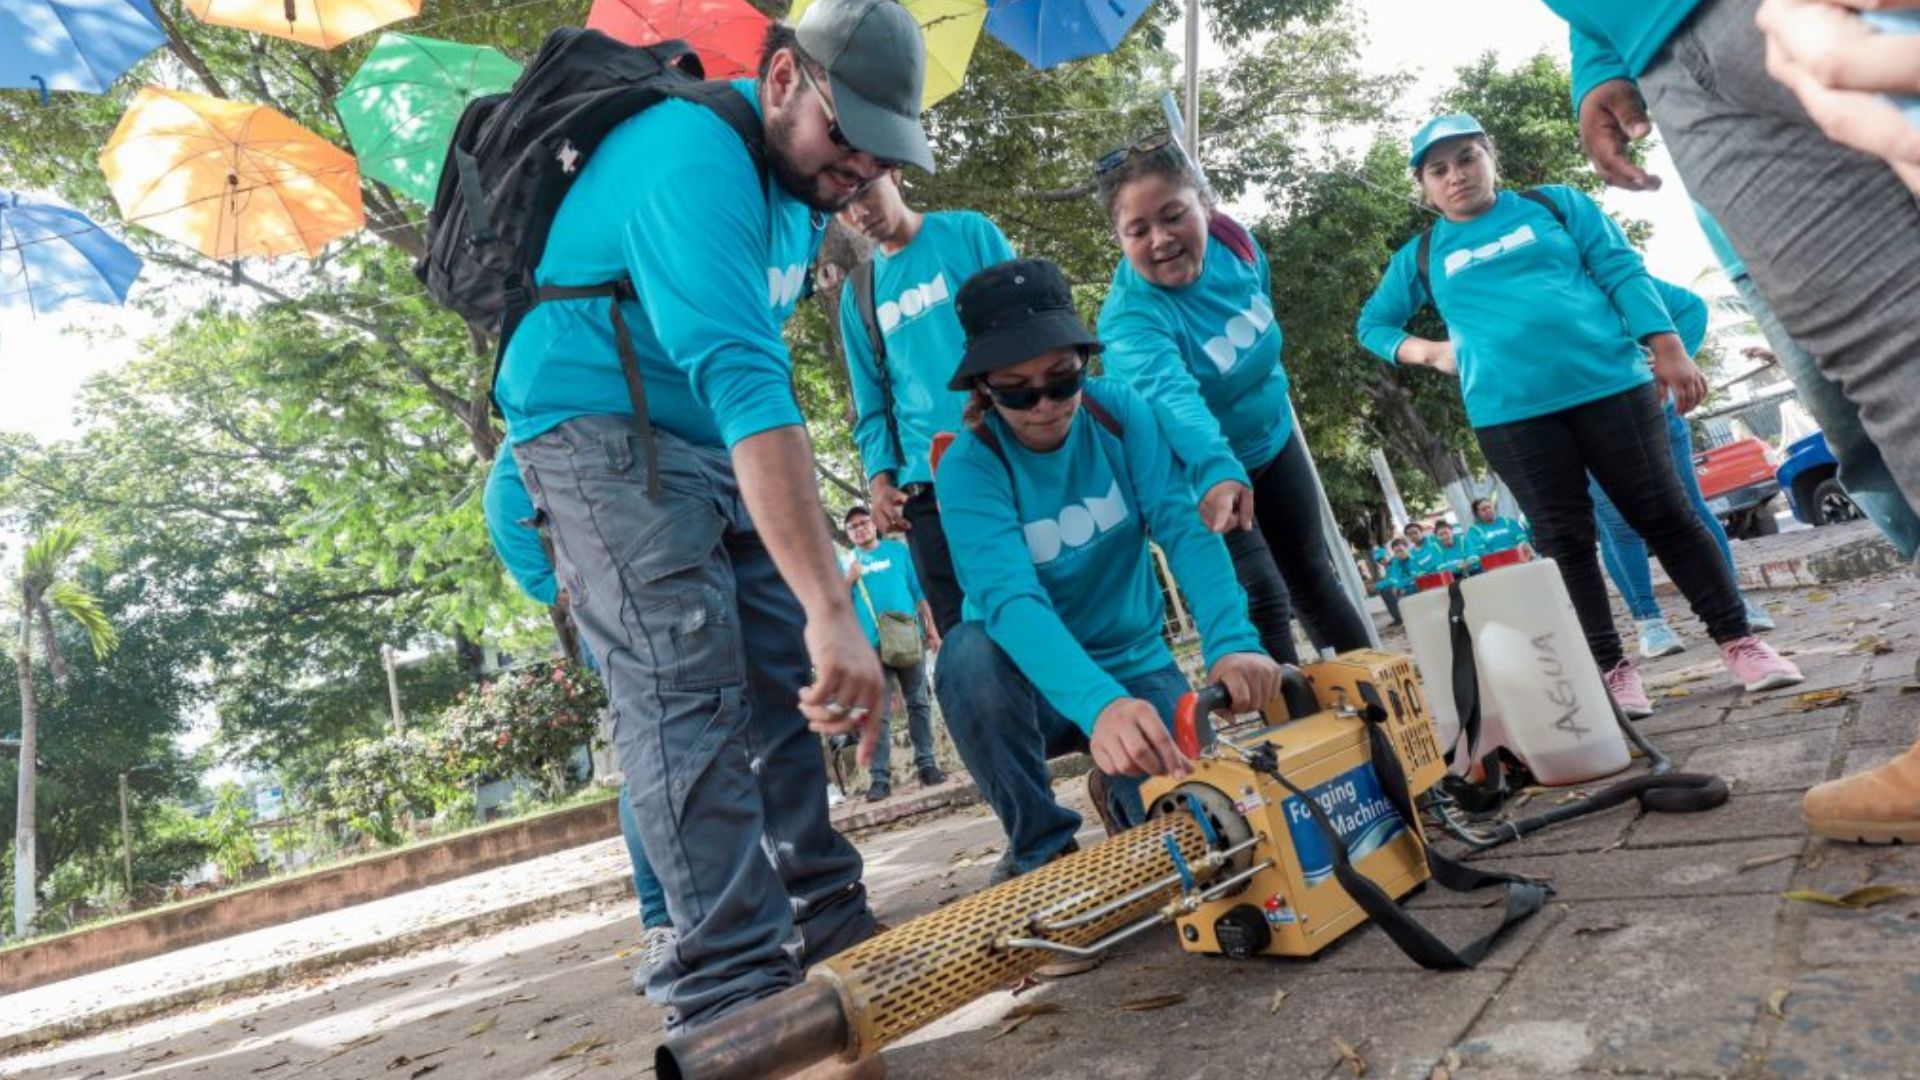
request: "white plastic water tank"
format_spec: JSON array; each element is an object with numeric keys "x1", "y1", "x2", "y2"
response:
[{"x1": 1404, "y1": 558, "x2": 1629, "y2": 786}]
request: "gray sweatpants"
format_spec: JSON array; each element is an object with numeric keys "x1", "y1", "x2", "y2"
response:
[
  {"x1": 513, "y1": 415, "x2": 875, "y2": 1029},
  {"x1": 1641, "y1": 0, "x2": 1920, "y2": 516}
]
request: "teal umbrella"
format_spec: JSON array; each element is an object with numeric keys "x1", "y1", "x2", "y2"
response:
[{"x1": 335, "y1": 32, "x2": 522, "y2": 204}]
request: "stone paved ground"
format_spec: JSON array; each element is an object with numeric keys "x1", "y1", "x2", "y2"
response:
[{"x1": 4, "y1": 556, "x2": 1917, "y2": 1080}]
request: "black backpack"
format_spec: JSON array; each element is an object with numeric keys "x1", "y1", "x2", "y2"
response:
[{"x1": 415, "y1": 27, "x2": 767, "y2": 497}]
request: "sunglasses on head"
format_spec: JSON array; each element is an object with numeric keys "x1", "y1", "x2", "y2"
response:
[
  {"x1": 798, "y1": 63, "x2": 904, "y2": 172},
  {"x1": 982, "y1": 363, "x2": 1087, "y2": 411},
  {"x1": 1096, "y1": 131, "x2": 1174, "y2": 176}
]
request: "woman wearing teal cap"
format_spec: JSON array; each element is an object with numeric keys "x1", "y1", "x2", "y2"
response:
[
  {"x1": 1093, "y1": 132, "x2": 1371, "y2": 666},
  {"x1": 1356, "y1": 115, "x2": 1802, "y2": 714}
]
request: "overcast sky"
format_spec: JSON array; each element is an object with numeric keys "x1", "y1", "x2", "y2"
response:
[{"x1": 0, "y1": 0, "x2": 1722, "y2": 447}]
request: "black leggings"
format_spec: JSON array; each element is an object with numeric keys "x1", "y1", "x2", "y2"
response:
[
  {"x1": 901, "y1": 485, "x2": 964, "y2": 637},
  {"x1": 1225, "y1": 430, "x2": 1374, "y2": 665},
  {"x1": 1475, "y1": 382, "x2": 1748, "y2": 671}
]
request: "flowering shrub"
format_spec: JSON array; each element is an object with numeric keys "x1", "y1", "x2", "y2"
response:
[
  {"x1": 317, "y1": 730, "x2": 447, "y2": 848},
  {"x1": 440, "y1": 661, "x2": 607, "y2": 800}
]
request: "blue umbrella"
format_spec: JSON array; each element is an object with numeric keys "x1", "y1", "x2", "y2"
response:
[
  {"x1": 1, "y1": 0, "x2": 166, "y2": 98},
  {"x1": 0, "y1": 192, "x2": 143, "y2": 316},
  {"x1": 984, "y1": 0, "x2": 1151, "y2": 69}
]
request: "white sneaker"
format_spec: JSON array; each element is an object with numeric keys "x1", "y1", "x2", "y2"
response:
[
  {"x1": 631, "y1": 925, "x2": 677, "y2": 995},
  {"x1": 1636, "y1": 617, "x2": 1686, "y2": 659},
  {"x1": 1743, "y1": 597, "x2": 1777, "y2": 632}
]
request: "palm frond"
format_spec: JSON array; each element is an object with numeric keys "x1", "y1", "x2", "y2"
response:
[
  {"x1": 43, "y1": 580, "x2": 118, "y2": 660},
  {"x1": 21, "y1": 525, "x2": 85, "y2": 591}
]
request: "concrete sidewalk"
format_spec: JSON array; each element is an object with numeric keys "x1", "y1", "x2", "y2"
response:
[{"x1": 5, "y1": 566, "x2": 1918, "y2": 1080}]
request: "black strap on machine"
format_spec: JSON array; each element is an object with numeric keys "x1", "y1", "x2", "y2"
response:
[
  {"x1": 848, "y1": 259, "x2": 907, "y2": 476},
  {"x1": 1246, "y1": 708, "x2": 1551, "y2": 971}
]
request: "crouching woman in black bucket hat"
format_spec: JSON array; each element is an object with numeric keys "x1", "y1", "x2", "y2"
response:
[{"x1": 930, "y1": 257, "x2": 1281, "y2": 891}]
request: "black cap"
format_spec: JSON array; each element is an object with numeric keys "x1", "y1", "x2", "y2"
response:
[
  {"x1": 843, "y1": 504, "x2": 873, "y2": 525},
  {"x1": 948, "y1": 258, "x2": 1102, "y2": 391}
]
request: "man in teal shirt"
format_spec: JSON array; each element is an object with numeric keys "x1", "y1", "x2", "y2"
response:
[
  {"x1": 1375, "y1": 537, "x2": 1415, "y2": 626},
  {"x1": 498, "y1": 0, "x2": 934, "y2": 1040},
  {"x1": 837, "y1": 171, "x2": 1015, "y2": 634},
  {"x1": 841, "y1": 505, "x2": 944, "y2": 801}
]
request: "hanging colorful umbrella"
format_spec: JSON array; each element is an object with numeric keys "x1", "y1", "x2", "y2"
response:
[
  {"x1": 789, "y1": 0, "x2": 984, "y2": 109},
  {"x1": 0, "y1": 0, "x2": 165, "y2": 97},
  {"x1": 0, "y1": 192, "x2": 143, "y2": 315},
  {"x1": 186, "y1": 0, "x2": 421, "y2": 50},
  {"x1": 336, "y1": 33, "x2": 522, "y2": 204},
  {"x1": 586, "y1": 0, "x2": 768, "y2": 80},
  {"x1": 984, "y1": 0, "x2": 1151, "y2": 70},
  {"x1": 99, "y1": 86, "x2": 364, "y2": 261}
]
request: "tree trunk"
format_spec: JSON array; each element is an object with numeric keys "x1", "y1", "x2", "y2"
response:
[
  {"x1": 548, "y1": 604, "x2": 580, "y2": 666},
  {"x1": 13, "y1": 592, "x2": 38, "y2": 938},
  {"x1": 1366, "y1": 373, "x2": 1467, "y2": 491}
]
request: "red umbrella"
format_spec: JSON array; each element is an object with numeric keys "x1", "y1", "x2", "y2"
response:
[{"x1": 586, "y1": 0, "x2": 769, "y2": 79}]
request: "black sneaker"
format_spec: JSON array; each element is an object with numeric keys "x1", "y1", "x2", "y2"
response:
[
  {"x1": 865, "y1": 780, "x2": 892, "y2": 802},
  {"x1": 918, "y1": 765, "x2": 947, "y2": 786}
]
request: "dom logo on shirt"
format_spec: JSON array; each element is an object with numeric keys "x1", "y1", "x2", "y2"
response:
[
  {"x1": 1023, "y1": 480, "x2": 1129, "y2": 565},
  {"x1": 1441, "y1": 225, "x2": 1537, "y2": 279},
  {"x1": 1201, "y1": 294, "x2": 1275, "y2": 374},
  {"x1": 878, "y1": 273, "x2": 951, "y2": 334}
]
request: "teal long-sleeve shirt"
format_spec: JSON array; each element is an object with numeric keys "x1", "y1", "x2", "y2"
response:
[
  {"x1": 1465, "y1": 517, "x2": 1530, "y2": 561},
  {"x1": 1098, "y1": 221, "x2": 1281, "y2": 492},
  {"x1": 1376, "y1": 556, "x2": 1414, "y2": 593},
  {"x1": 1356, "y1": 186, "x2": 1674, "y2": 429},
  {"x1": 840, "y1": 211, "x2": 1015, "y2": 487},
  {"x1": 1540, "y1": 1, "x2": 1704, "y2": 113},
  {"x1": 935, "y1": 379, "x2": 1261, "y2": 733},
  {"x1": 1652, "y1": 277, "x2": 1709, "y2": 358},
  {"x1": 483, "y1": 447, "x2": 558, "y2": 606},
  {"x1": 496, "y1": 79, "x2": 825, "y2": 450}
]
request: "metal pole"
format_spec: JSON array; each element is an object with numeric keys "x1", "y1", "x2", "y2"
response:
[
  {"x1": 119, "y1": 772, "x2": 133, "y2": 898},
  {"x1": 382, "y1": 645, "x2": 404, "y2": 735},
  {"x1": 1182, "y1": 0, "x2": 1201, "y2": 160}
]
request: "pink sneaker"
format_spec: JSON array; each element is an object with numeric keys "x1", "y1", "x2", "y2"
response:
[
  {"x1": 1721, "y1": 636, "x2": 1804, "y2": 692},
  {"x1": 1604, "y1": 659, "x2": 1654, "y2": 719}
]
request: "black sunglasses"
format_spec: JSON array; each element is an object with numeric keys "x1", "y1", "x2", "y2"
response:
[
  {"x1": 798, "y1": 63, "x2": 904, "y2": 172},
  {"x1": 1096, "y1": 131, "x2": 1174, "y2": 175},
  {"x1": 982, "y1": 364, "x2": 1087, "y2": 411}
]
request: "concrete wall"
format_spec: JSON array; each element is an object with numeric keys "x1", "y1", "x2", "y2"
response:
[{"x1": 0, "y1": 797, "x2": 621, "y2": 995}]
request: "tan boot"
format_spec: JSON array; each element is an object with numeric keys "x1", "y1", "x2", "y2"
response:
[
  {"x1": 790, "y1": 1054, "x2": 886, "y2": 1080},
  {"x1": 1803, "y1": 740, "x2": 1920, "y2": 844}
]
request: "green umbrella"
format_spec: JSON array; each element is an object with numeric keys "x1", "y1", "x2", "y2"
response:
[{"x1": 336, "y1": 32, "x2": 522, "y2": 204}]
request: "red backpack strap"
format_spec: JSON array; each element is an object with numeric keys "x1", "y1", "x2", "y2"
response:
[{"x1": 1207, "y1": 211, "x2": 1257, "y2": 266}]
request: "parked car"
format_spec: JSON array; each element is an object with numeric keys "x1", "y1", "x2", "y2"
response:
[
  {"x1": 1777, "y1": 430, "x2": 1864, "y2": 527},
  {"x1": 1693, "y1": 436, "x2": 1781, "y2": 539}
]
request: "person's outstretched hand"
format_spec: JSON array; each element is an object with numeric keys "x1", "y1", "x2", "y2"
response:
[
  {"x1": 1579, "y1": 78, "x2": 1662, "y2": 190},
  {"x1": 1091, "y1": 698, "x2": 1192, "y2": 779}
]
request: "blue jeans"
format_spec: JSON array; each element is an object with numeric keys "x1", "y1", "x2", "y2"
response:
[
  {"x1": 870, "y1": 655, "x2": 937, "y2": 783},
  {"x1": 1589, "y1": 402, "x2": 1742, "y2": 622},
  {"x1": 617, "y1": 782, "x2": 670, "y2": 929},
  {"x1": 934, "y1": 622, "x2": 1191, "y2": 873},
  {"x1": 514, "y1": 417, "x2": 874, "y2": 1029},
  {"x1": 1731, "y1": 276, "x2": 1920, "y2": 560}
]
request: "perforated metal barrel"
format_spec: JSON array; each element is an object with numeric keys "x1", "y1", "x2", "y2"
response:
[{"x1": 658, "y1": 812, "x2": 1217, "y2": 1080}]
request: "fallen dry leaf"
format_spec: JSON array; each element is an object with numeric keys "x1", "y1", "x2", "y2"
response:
[
  {"x1": 1850, "y1": 636, "x2": 1895, "y2": 656},
  {"x1": 1335, "y1": 1036, "x2": 1368, "y2": 1077},
  {"x1": 1782, "y1": 885, "x2": 1917, "y2": 909},
  {"x1": 1739, "y1": 852, "x2": 1798, "y2": 873},
  {"x1": 1664, "y1": 687, "x2": 1692, "y2": 699},
  {"x1": 464, "y1": 1015, "x2": 499, "y2": 1038},
  {"x1": 409, "y1": 1066, "x2": 440, "y2": 1080},
  {"x1": 1766, "y1": 988, "x2": 1790, "y2": 1020},
  {"x1": 1796, "y1": 689, "x2": 1852, "y2": 712},
  {"x1": 1270, "y1": 989, "x2": 1289, "y2": 1016},
  {"x1": 1572, "y1": 922, "x2": 1628, "y2": 937},
  {"x1": 549, "y1": 1034, "x2": 609, "y2": 1062},
  {"x1": 1118, "y1": 992, "x2": 1187, "y2": 1012},
  {"x1": 1001, "y1": 1002, "x2": 1065, "y2": 1022}
]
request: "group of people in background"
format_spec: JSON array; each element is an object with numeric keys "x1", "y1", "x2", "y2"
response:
[
  {"x1": 1371, "y1": 501, "x2": 1535, "y2": 626},
  {"x1": 461, "y1": 0, "x2": 1920, "y2": 1072}
]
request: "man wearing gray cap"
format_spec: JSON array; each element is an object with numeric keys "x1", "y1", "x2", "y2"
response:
[{"x1": 497, "y1": 0, "x2": 932, "y2": 1053}]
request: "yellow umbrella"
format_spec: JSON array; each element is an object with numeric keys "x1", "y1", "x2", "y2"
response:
[
  {"x1": 99, "y1": 86, "x2": 364, "y2": 261},
  {"x1": 789, "y1": 0, "x2": 984, "y2": 109},
  {"x1": 187, "y1": 0, "x2": 421, "y2": 50}
]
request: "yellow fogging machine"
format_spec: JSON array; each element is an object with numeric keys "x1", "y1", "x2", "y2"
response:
[{"x1": 657, "y1": 651, "x2": 1552, "y2": 1080}]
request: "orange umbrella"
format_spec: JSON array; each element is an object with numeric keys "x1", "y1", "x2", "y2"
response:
[
  {"x1": 99, "y1": 86, "x2": 364, "y2": 261},
  {"x1": 187, "y1": 0, "x2": 421, "y2": 50},
  {"x1": 586, "y1": 0, "x2": 767, "y2": 79}
]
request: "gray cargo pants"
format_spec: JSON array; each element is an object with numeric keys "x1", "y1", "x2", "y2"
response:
[
  {"x1": 514, "y1": 415, "x2": 875, "y2": 1029},
  {"x1": 1642, "y1": 0, "x2": 1920, "y2": 519}
]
